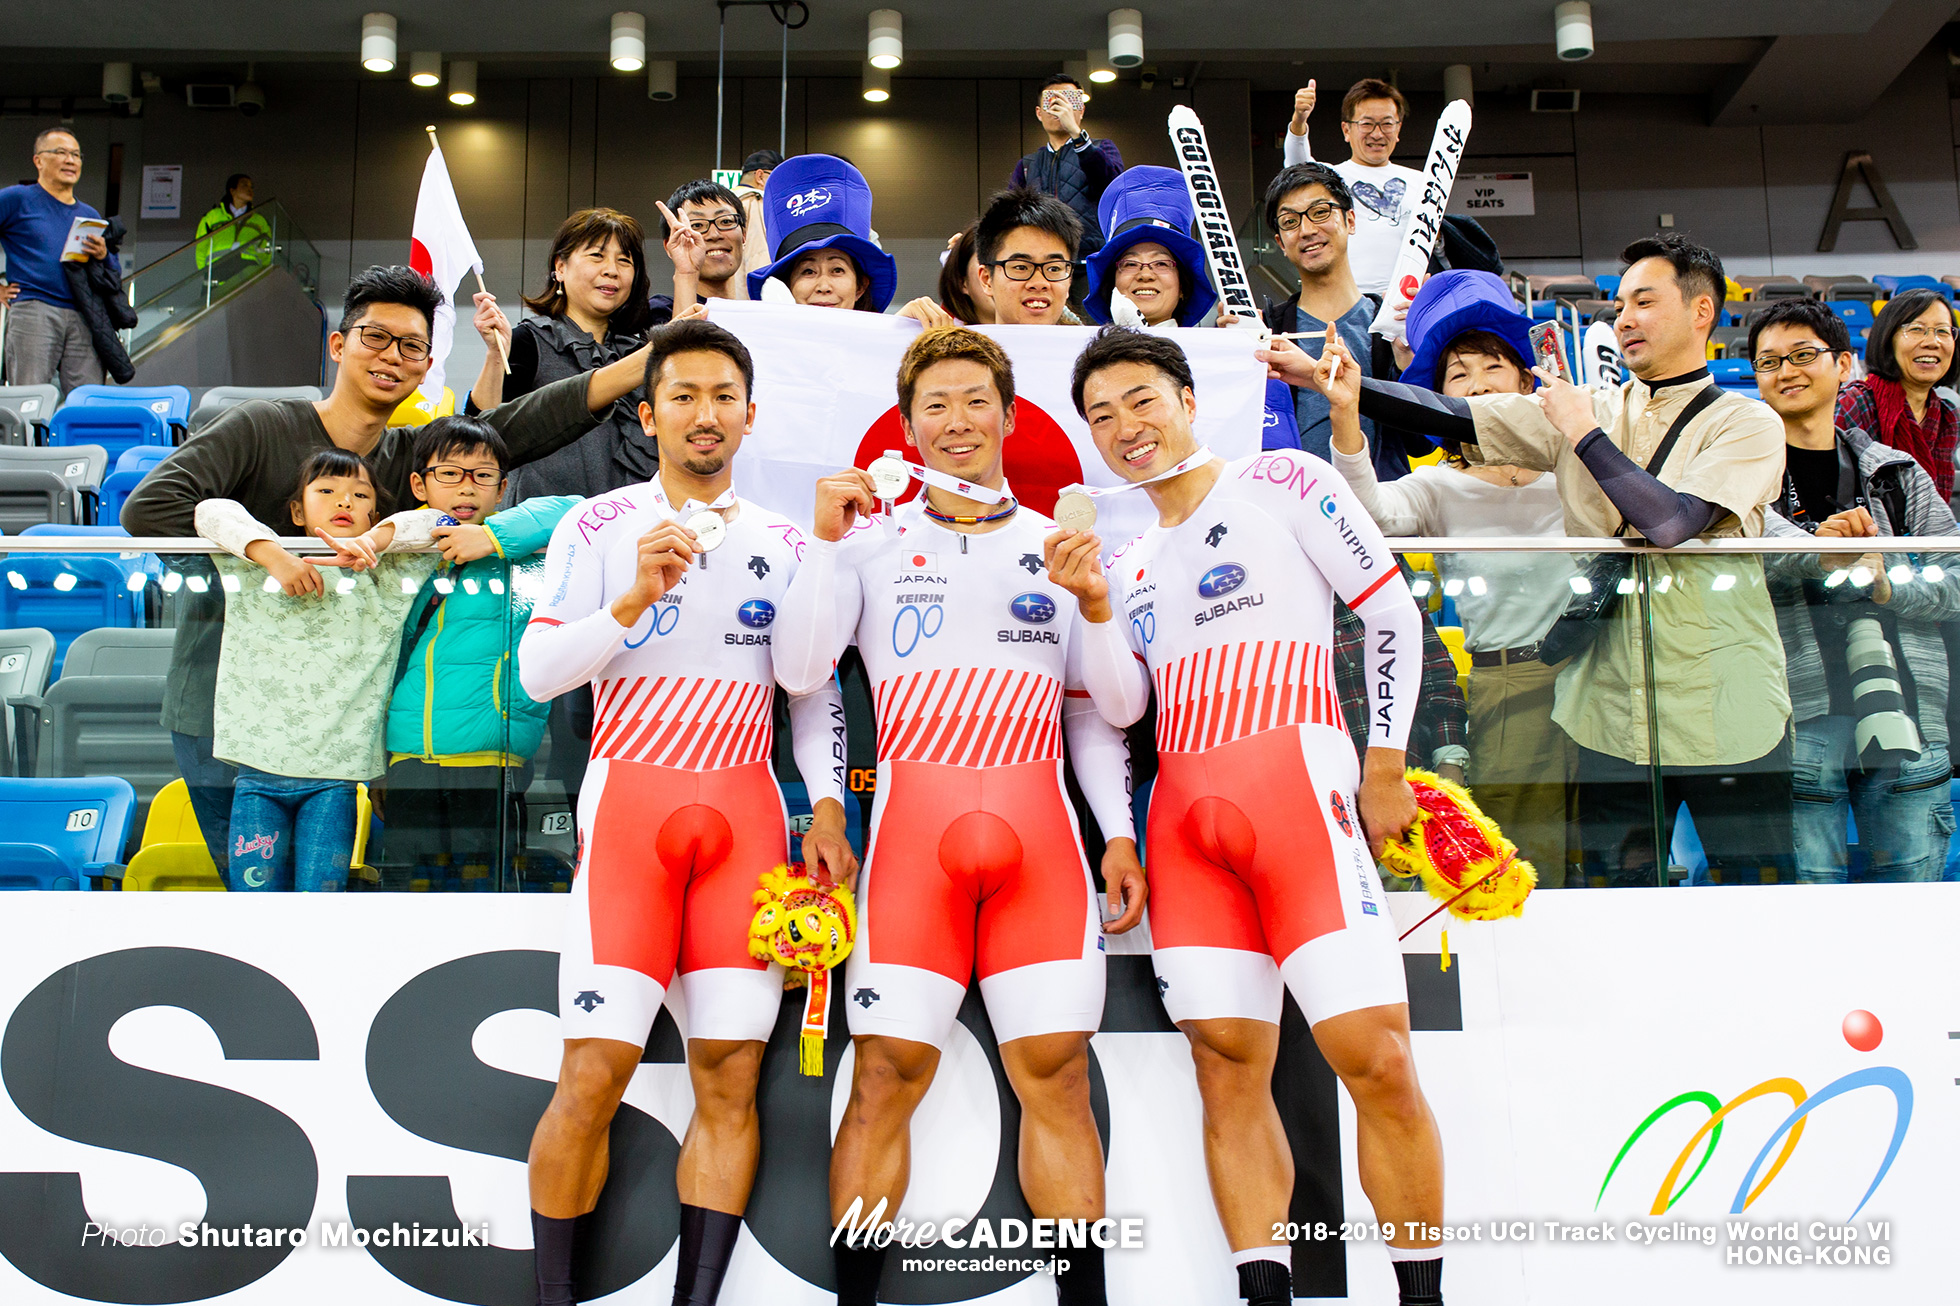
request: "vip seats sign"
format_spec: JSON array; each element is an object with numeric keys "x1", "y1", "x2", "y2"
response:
[{"x1": 0, "y1": 889, "x2": 1951, "y2": 1304}]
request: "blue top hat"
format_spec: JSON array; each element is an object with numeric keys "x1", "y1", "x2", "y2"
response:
[
  {"x1": 1400, "y1": 269, "x2": 1537, "y2": 393},
  {"x1": 1083, "y1": 167, "x2": 1218, "y2": 327},
  {"x1": 745, "y1": 154, "x2": 899, "y2": 312}
]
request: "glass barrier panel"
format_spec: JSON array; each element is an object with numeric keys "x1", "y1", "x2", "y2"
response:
[{"x1": 121, "y1": 201, "x2": 322, "y2": 358}]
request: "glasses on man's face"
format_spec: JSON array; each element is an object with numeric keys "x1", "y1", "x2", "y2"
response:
[
  {"x1": 1346, "y1": 118, "x2": 1400, "y2": 136},
  {"x1": 1274, "y1": 200, "x2": 1343, "y2": 232},
  {"x1": 1899, "y1": 323, "x2": 1956, "y2": 346},
  {"x1": 37, "y1": 147, "x2": 82, "y2": 162},
  {"x1": 687, "y1": 215, "x2": 743, "y2": 235},
  {"x1": 348, "y1": 324, "x2": 433, "y2": 362},
  {"x1": 1752, "y1": 345, "x2": 1831, "y2": 373},
  {"x1": 991, "y1": 258, "x2": 1075, "y2": 283},
  {"x1": 422, "y1": 465, "x2": 503, "y2": 487},
  {"x1": 1115, "y1": 257, "x2": 1177, "y2": 278}
]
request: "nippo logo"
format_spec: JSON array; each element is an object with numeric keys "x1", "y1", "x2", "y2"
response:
[
  {"x1": 785, "y1": 187, "x2": 833, "y2": 217},
  {"x1": 1596, "y1": 1010, "x2": 1913, "y2": 1220},
  {"x1": 1197, "y1": 563, "x2": 1246, "y2": 598},
  {"x1": 852, "y1": 397, "x2": 1082, "y2": 517}
]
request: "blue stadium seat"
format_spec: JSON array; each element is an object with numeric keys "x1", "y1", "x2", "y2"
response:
[
  {"x1": 1594, "y1": 274, "x2": 1621, "y2": 298},
  {"x1": 17, "y1": 524, "x2": 161, "y2": 612},
  {"x1": 97, "y1": 471, "x2": 145, "y2": 526},
  {"x1": 46, "y1": 406, "x2": 170, "y2": 464},
  {"x1": 1873, "y1": 275, "x2": 1953, "y2": 300},
  {"x1": 116, "y1": 445, "x2": 171, "y2": 476},
  {"x1": 65, "y1": 385, "x2": 192, "y2": 439},
  {"x1": 0, "y1": 550, "x2": 146, "y2": 676},
  {"x1": 0, "y1": 775, "x2": 135, "y2": 889},
  {"x1": 1828, "y1": 301, "x2": 1876, "y2": 330},
  {"x1": 1529, "y1": 300, "x2": 1560, "y2": 320},
  {"x1": 1708, "y1": 359, "x2": 1757, "y2": 390}
]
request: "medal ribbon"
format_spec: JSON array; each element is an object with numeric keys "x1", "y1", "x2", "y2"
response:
[
  {"x1": 874, "y1": 451, "x2": 1011, "y2": 506},
  {"x1": 1060, "y1": 446, "x2": 1216, "y2": 501}
]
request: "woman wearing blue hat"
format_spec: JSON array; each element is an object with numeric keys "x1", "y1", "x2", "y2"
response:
[
  {"x1": 746, "y1": 154, "x2": 899, "y2": 313},
  {"x1": 1082, "y1": 166, "x2": 1218, "y2": 328},
  {"x1": 1319, "y1": 269, "x2": 1578, "y2": 886}
]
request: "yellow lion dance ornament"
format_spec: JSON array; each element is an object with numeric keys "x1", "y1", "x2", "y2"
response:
[
  {"x1": 748, "y1": 863, "x2": 858, "y2": 1075},
  {"x1": 1379, "y1": 769, "x2": 1537, "y2": 922}
]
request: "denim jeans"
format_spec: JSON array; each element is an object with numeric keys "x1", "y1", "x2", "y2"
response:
[
  {"x1": 171, "y1": 732, "x2": 238, "y2": 878},
  {"x1": 1791, "y1": 717, "x2": 1954, "y2": 883},
  {"x1": 228, "y1": 766, "x2": 356, "y2": 892}
]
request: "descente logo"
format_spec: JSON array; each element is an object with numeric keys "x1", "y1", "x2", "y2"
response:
[{"x1": 786, "y1": 187, "x2": 833, "y2": 216}]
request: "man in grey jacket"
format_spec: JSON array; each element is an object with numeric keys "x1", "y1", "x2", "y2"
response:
[{"x1": 1751, "y1": 298, "x2": 1960, "y2": 881}]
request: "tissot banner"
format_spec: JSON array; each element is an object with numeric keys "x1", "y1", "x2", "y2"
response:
[{"x1": 0, "y1": 886, "x2": 1949, "y2": 1304}]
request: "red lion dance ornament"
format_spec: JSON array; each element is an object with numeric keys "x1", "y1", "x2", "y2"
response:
[{"x1": 1379, "y1": 769, "x2": 1537, "y2": 929}]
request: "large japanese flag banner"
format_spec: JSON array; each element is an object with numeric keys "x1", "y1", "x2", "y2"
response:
[
  {"x1": 709, "y1": 300, "x2": 1268, "y2": 547},
  {"x1": 408, "y1": 135, "x2": 484, "y2": 408}
]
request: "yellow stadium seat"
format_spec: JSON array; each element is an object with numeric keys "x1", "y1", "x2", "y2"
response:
[
  {"x1": 1726, "y1": 276, "x2": 1745, "y2": 301},
  {"x1": 389, "y1": 387, "x2": 455, "y2": 428},
  {"x1": 1436, "y1": 624, "x2": 1471, "y2": 695},
  {"x1": 123, "y1": 779, "x2": 379, "y2": 890}
]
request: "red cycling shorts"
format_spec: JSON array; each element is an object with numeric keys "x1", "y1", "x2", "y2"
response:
[
  {"x1": 1145, "y1": 723, "x2": 1406, "y2": 1028},
  {"x1": 846, "y1": 757, "x2": 1103, "y2": 1049},
  {"x1": 558, "y1": 757, "x2": 788, "y2": 1047}
]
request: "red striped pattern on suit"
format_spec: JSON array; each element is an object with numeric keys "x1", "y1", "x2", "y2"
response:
[
  {"x1": 1153, "y1": 640, "x2": 1343, "y2": 754},
  {"x1": 873, "y1": 667, "x2": 1064, "y2": 767},
  {"x1": 588, "y1": 675, "x2": 775, "y2": 769}
]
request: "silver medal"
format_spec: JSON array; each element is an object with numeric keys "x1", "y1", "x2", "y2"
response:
[
  {"x1": 868, "y1": 451, "x2": 909, "y2": 501},
  {"x1": 1052, "y1": 491, "x2": 1097, "y2": 532},
  {"x1": 686, "y1": 509, "x2": 727, "y2": 552}
]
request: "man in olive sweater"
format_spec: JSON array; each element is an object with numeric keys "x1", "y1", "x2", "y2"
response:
[{"x1": 124, "y1": 265, "x2": 657, "y2": 869}]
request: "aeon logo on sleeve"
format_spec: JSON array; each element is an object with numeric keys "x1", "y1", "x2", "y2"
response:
[{"x1": 1596, "y1": 1010, "x2": 1914, "y2": 1221}]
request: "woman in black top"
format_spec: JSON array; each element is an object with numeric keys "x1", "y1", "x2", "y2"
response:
[{"x1": 467, "y1": 208, "x2": 660, "y2": 500}]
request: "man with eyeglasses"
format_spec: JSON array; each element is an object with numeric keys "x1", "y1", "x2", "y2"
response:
[
  {"x1": 975, "y1": 187, "x2": 1082, "y2": 327},
  {"x1": 657, "y1": 179, "x2": 751, "y2": 317},
  {"x1": 1010, "y1": 73, "x2": 1125, "y2": 258},
  {"x1": 1749, "y1": 297, "x2": 1960, "y2": 883},
  {"x1": 124, "y1": 264, "x2": 663, "y2": 874},
  {"x1": 0, "y1": 127, "x2": 118, "y2": 394},
  {"x1": 1279, "y1": 78, "x2": 1422, "y2": 301}
]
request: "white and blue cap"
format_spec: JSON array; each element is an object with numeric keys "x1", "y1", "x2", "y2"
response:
[
  {"x1": 745, "y1": 154, "x2": 899, "y2": 311},
  {"x1": 1083, "y1": 166, "x2": 1218, "y2": 327}
]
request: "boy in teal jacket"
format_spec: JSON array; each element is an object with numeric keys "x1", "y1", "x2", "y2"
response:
[{"x1": 380, "y1": 415, "x2": 580, "y2": 888}]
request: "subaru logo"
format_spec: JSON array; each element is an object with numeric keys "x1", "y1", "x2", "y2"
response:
[
  {"x1": 1197, "y1": 564, "x2": 1246, "y2": 598},
  {"x1": 1319, "y1": 494, "x2": 1339, "y2": 518},
  {"x1": 785, "y1": 186, "x2": 832, "y2": 216},
  {"x1": 738, "y1": 599, "x2": 776, "y2": 629},
  {"x1": 1010, "y1": 592, "x2": 1056, "y2": 624}
]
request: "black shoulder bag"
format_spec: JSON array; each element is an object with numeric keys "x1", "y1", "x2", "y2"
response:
[{"x1": 1538, "y1": 385, "x2": 1722, "y2": 665}]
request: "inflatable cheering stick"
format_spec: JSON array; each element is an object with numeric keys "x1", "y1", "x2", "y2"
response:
[{"x1": 748, "y1": 863, "x2": 858, "y2": 1075}]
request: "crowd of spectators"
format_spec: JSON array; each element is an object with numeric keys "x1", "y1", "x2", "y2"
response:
[{"x1": 0, "y1": 72, "x2": 1936, "y2": 891}]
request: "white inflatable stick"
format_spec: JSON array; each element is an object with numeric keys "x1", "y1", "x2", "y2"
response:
[
  {"x1": 1369, "y1": 98, "x2": 1473, "y2": 338},
  {"x1": 1167, "y1": 104, "x2": 1264, "y2": 332}
]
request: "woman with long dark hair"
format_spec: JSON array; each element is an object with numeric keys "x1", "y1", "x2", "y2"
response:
[
  {"x1": 1837, "y1": 288, "x2": 1960, "y2": 499},
  {"x1": 468, "y1": 207, "x2": 661, "y2": 500}
]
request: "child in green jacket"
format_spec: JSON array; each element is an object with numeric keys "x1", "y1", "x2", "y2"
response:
[{"x1": 378, "y1": 415, "x2": 580, "y2": 888}]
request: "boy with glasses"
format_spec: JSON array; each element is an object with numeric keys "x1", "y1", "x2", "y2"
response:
[
  {"x1": 1279, "y1": 78, "x2": 1422, "y2": 300},
  {"x1": 1750, "y1": 298, "x2": 1960, "y2": 882},
  {"x1": 976, "y1": 187, "x2": 1081, "y2": 327},
  {"x1": 124, "y1": 264, "x2": 657, "y2": 874},
  {"x1": 0, "y1": 127, "x2": 118, "y2": 394}
]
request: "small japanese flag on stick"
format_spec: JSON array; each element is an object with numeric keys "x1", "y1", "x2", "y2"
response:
[{"x1": 410, "y1": 127, "x2": 491, "y2": 405}]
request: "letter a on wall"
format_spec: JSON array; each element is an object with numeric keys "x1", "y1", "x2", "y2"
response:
[{"x1": 1818, "y1": 150, "x2": 1916, "y2": 252}]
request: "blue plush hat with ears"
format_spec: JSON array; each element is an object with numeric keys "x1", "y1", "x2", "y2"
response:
[
  {"x1": 1083, "y1": 166, "x2": 1218, "y2": 327},
  {"x1": 1400, "y1": 269, "x2": 1538, "y2": 392},
  {"x1": 745, "y1": 154, "x2": 898, "y2": 311}
]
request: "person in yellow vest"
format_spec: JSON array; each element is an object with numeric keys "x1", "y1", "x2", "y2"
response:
[{"x1": 194, "y1": 174, "x2": 272, "y2": 272}]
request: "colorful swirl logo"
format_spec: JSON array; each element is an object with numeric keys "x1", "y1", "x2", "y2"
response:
[{"x1": 1595, "y1": 1010, "x2": 1912, "y2": 1221}]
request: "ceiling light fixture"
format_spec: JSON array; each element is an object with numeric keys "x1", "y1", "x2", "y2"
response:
[
  {"x1": 360, "y1": 13, "x2": 398, "y2": 73},
  {"x1": 868, "y1": 10, "x2": 903, "y2": 71},
  {"x1": 102, "y1": 62, "x2": 133, "y2": 104},
  {"x1": 409, "y1": 51, "x2": 442, "y2": 88},
  {"x1": 1555, "y1": 1, "x2": 1594, "y2": 61},
  {"x1": 863, "y1": 61, "x2": 890, "y2": 103},
  {"x1": 1087, "y1": 47, "x2": 1116, "y2": 84},
  {"x1": 1107, "y1": 9, "x2": 1143, "y2": 69},
  {"x1": 448, "y1": 60, "x2": 477, "y2": 106},
  {"x1": 611, "y1": 13, "x2": 647, "y2": 72},
  {"x1": 647, "y1": 60, "x2": 677, "y2": 101}
]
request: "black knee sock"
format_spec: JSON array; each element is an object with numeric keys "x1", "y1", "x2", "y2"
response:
[
  {"x1": 834, "y1": 1233, "x2": 888, "y2": 1306},
  {"x1": 1055, "y1": 1241, "x2": 1105, "y2": 1305},
  {"x1": 1392, "y1": 1255, "x2": 1444, "y2": 1306},
  {"x1": 1238, "y1": 1256, "x2": 1291, "y2": 1306},
  {"x1": 672, "y1": 1205, "x2": 743, "y2": 1306},
  {"x1": 532, "y1": 1210, "x2": 578, "y2": 1306}
]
